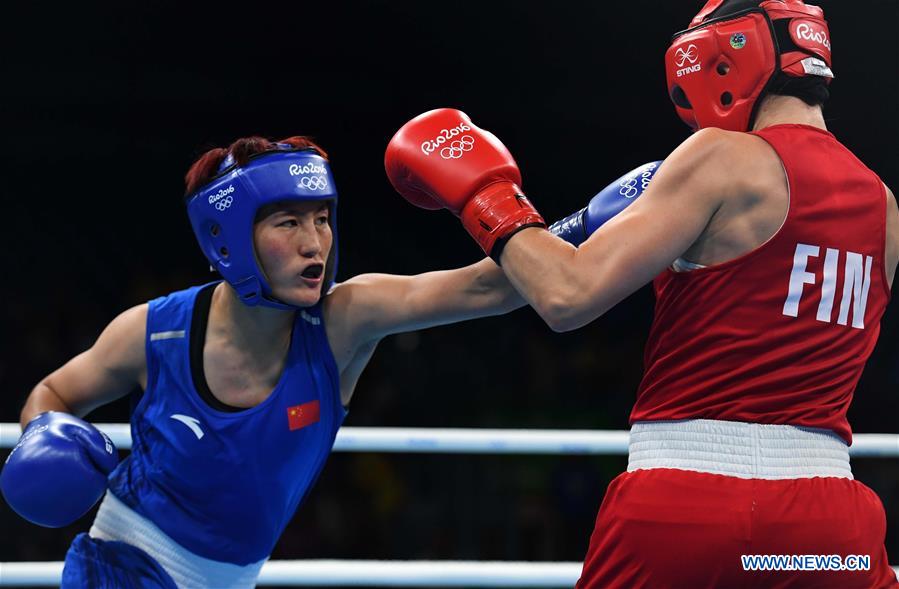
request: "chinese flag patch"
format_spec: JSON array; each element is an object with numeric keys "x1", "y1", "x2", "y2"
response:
[{"x1": 287, "y1": 400, "x2": 320, "y2": 431}]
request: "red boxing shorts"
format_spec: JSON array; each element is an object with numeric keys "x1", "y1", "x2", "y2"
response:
[{"x1": 576, "y1": 420, "x2": 899, "y2": 589}]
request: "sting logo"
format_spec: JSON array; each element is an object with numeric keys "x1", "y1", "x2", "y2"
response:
[{"x1": 674, "y1": 44, "x2": 702, "y2": 77}]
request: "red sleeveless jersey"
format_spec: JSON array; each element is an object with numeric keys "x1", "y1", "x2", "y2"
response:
[{"x1": 632, "y1": 125, "x2": 891, "y2": 444}]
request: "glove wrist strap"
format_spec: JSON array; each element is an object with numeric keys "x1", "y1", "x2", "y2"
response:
[{"x1": 460, "y1": 181, "x2": 546, "y2": 259}]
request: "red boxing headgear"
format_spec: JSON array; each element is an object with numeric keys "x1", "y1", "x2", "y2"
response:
[{"x1": 665, "y1": 0, "x2": 833, "y2": 132}]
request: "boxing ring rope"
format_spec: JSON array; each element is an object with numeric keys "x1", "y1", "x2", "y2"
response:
[
  {"x1": 2, "y1": 424, "x2": 897, "y2": 586},
  {"x1": 2, "y1": 560, "x2": 897, "y2": 587},
  {"x1": 1, "y1": 560, "x2": 588, "y2": 587},
  {"x1": 2, "y1": 424, "x2": 898, "y2": 456}
]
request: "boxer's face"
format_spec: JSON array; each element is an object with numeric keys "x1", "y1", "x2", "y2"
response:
[{"x1": 254, "y1": 200, "x2": 332, "y2": 307}]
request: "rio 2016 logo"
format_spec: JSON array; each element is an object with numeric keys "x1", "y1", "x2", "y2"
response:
[
  {"x1": 794, "y1": 22, "x2": 830, "y2": 50},
  {"x1": 420, "y1": 123, "x2": 473, "y2": 157},
  {"x1": 208, "y1": 185, "x2": 235, "y2": 211},
  {"x1": 289, "y1": 162, "x2": 327, "y2": 176}
]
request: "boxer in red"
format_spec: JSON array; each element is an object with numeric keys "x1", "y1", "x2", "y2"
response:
[{"x1": 384, "y1": 0, "x2": 899, "y2": 587}]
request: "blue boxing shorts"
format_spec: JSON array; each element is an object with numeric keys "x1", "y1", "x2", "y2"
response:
[{"x1": 62, "y1": 533, "x2": 177, "y2": 589}]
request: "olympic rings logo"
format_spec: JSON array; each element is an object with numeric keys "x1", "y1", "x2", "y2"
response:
[
  {"x1": 619, "y1": 178, "x2": 641, "y2": 198},
  {"x1": 439, "y1": 135, "x2": 475, "y2": 160},
  {"x1": 299, "y1": 175, "x2": 329, "y2": 191},
  {"x1": 618, "y1": 163, "x2": 657, "y2": 198},
  {"x1": 214, "y1": 195, "x2": 233, "y2": 211},
  {"x1": 674, "y1": 44, "x2": 699, "y2": 67}
]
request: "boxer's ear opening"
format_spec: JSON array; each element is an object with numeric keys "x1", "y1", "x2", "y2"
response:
[{"x1": 671, "y1": 86, "x2": 693, "y2": 109}]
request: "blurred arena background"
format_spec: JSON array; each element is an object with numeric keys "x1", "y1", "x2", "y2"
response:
[{"x1": 1, "y1": 0, "x2": 896, "y2": 585}]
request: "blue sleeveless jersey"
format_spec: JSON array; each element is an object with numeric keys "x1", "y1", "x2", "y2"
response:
[{"x1": 107, "y1": 283, "x2": 346, "y2": 565}]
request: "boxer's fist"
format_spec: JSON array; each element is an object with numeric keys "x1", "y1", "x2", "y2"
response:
[
  {"x1": 385, "y1": 108, "x2": 545, "y2": 258},
  {"x1": 550, "y1": 161, "x2": 662, "y2": 246},
  {"x1": 1, "y1": 412, "x2": 118, "y2": 527}
]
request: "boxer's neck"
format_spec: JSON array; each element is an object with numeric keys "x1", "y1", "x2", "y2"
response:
[
  {"x1": 752, "y1": 94, "x2": 827, "y2": 132},
  {"x1": 210, "y1": 281, "x2": 294, "y2": 351}
]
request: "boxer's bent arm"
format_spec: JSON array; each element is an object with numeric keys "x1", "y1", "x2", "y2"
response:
[
  {"x1": 325, "y1": 258, "x2": 524, "y2": 344},
  {"x1": 20, "y1": 304, "x2": 148, "y2": 427},
  {"x1": 500, "y1": 129, "x2": 736, "y2": 332}
]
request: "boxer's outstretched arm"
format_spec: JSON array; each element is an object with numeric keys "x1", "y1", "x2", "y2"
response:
[
  {"x1": 500, "y1": 129, "x2": 732, "y2": 332},
  {"x1": 333, "y1": 157, "x2": 664, "y2": 343},
  {"x1": 325, "y1": 257, "x2": 524, "y2": 344}
]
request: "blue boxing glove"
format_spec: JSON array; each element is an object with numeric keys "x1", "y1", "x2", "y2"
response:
[
  {"x1": 549, "y1": 161, "x2": 662, "y2": 246},
  {"x1": 1, "y1": 412, "x2": 118, "y2": 527}
]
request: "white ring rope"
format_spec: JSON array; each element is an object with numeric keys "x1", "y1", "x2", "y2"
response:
[
  {"x1": 1, "y1": 425, "x2": 897, "y2": 586},
  {"x1": 1, "y1": 423, "x2": 897, "y2": 456},
  {"x1": 0, "y1": 560, "x2": 896, "y2": 586}
]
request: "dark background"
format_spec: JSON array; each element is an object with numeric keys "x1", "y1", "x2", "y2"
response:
[{"x1": 2, "y1": 0, "x2": 897, "y2": 583}]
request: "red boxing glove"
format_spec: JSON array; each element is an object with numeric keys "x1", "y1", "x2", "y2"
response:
[{"x1": 385, "y1": 108, "x2": 545, "y2": 259}]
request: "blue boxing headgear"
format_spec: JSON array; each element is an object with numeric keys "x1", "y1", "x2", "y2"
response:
[{"x1": 185, "y1": 146, "x2": 338, "y2": 309}]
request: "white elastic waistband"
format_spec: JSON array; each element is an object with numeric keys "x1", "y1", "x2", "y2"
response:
[
  {"x1": 89, "y1": 492, "x2": 266, "y2": 589},
  {"x1": 627, "y1": 419, "x2": 852, "y2": 480}
]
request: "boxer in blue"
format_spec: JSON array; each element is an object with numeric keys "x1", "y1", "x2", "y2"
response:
[{"x1": 1, "y1": 134, "x2": 658, "y2": 588}]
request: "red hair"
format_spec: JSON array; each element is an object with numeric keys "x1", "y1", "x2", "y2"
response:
[{"x1": 184, "y1": 135, "x2": 328, "y2": 196}]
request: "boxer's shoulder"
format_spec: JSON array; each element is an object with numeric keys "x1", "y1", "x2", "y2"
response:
[
  {"x1": 93, "y1": 303, "x2": 149, "y2": 375},
  {"x1": 674, "y1": 128, "x2": 781, "y2": 182},
  {"x1": 652, "y1": 128, "x2": 782, "y2": 208},
  {"x1": 885, "y1": 183, "x2": 898, "y2": 286},
  {"x1": 321, "y1": 276, "x2": 385, "y2": 372}
]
